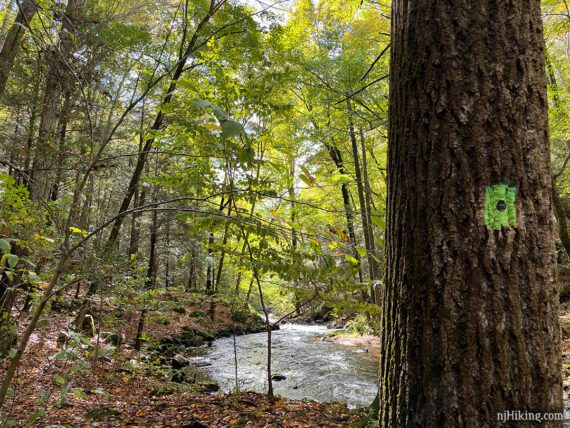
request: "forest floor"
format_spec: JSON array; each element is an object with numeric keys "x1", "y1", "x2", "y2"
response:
[
  {"x1": 0, "y1": 291, "x2": 362, "y2": 427},
  {"x1": 5, "y1": 295, "x2": 570, "y2": 426}
]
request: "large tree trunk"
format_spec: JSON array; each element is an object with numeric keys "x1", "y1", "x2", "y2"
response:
[
  {"x1": 0, "y1": 0, "x2": 37, "y2": 96},
  {"x1": 379, "y1": 1, "x2": 562, "y2": 426}
]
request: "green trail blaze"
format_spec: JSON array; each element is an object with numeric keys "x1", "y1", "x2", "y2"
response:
[{"x1": 484, "y1": 184, "x2": 516, "y2": 230}]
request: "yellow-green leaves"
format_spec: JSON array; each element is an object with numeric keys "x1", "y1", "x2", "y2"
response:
[
  {"x1": 193, "y1": 100, "x2": 244, "y2": 139},
  {"x1": 69, "y1": 227, "x2": 88, "y2": 237}
]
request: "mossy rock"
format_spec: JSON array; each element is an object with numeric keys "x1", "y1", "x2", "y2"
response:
[{"x1": 197, "y1": 381, "x2": 220, "y2": 393}]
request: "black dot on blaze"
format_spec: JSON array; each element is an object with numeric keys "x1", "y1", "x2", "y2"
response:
[{"x1": 496, "y1": 200, "x2": 507, "y2": 212}]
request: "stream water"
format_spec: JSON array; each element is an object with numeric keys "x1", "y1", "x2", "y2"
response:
[{"x1": 189, "y1": 323, "x2": 378, "y2": 407}]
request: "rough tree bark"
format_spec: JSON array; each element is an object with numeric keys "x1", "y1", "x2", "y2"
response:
[{"x1": 380, "y1": 1, "x2": 562, "y2": 426}]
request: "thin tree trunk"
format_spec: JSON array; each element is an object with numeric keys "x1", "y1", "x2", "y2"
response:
[
  {"x1": 21, "y1": 53, "x2": 41, "y2": 190},
  {"x1": 553, "y1": 184, "x2": 570, "y2": 256},
  {"x1": 164, "y1": 219, "x2": 170, "y2": 289},
  {"x1": 380, "y1": 1, "x2": 562, "y2": 426},
  {"x1": 205, "y1": 232, "x2": 215, "y2": 294},
  {"x1": 133, "y1": 309, "x2": 147, "y2": 351},
  {"x1": 0, "y1": 0, "x2": 37, "y2": 96},
  {"x1": 243, "y1": 232, "x2": 273, "y2": 400},
  {"x1": 145, "y1": 196, "x2": 159, "y2": 290},
  {"x1": 325, "y1": 140, "x2": 363, "y2": 283},
  {"x1": 245, "y1": 277, "x2": 254, "y2": 303},
  {"x1": 0, "y1": 0, "x2": 15, "y2": 52},
  {"x1": 347, "y1": 99, "x2": 376, "y2": 290},
  {"x1": 129, "y1": 108, "x2": 147, "y2": 257},
  {"x1": 214, "y1": 199, "x2": 233, "y2": 290},
  {"x1": 359, "y1": 126, "x2": 381, "y2": 304},
  {"x1": 128, "y1": 186, "x2": 146, "y2": 257},
  {"x1": 49, "y1": 92, "x2": 72, "y2": 202},
  {"x1": 187, "y1": 247, "x2": 197, "y2": 290}
]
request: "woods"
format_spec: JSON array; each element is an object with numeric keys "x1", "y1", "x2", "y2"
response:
[{"x1": 0, "y1": 0, "x2": 569, "y2": 427}]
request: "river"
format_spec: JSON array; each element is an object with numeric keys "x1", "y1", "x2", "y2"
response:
[{"x1": 189, "y1": 323, "x2": 378, "y2": 407}]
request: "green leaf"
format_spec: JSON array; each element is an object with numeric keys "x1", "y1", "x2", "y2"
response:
[
  {"x1": 355, "y1": 246, "x2": 367, "y2": 257},
  {"x1": 36, "y1": 391, "x2": 49, "y2": 405},
  {"x1": 54, "y1": 374, "x2": 66, "y2": 385},
  {"x1": 299, "y1": 173, "x2": 313, "y2": 187},
  {"x1": 55, "y1": 349, "x2": 73, "y2": 361},
  {"x1": 59, "y1": 385, "x2": 69, "y2": 403},
  {"x1": 345, "y1": 254, "x2": 359, "y2": 267},
  {"x1": 0, "y1": 239, "x2": 10, "y2": 254},
  {"x1": 370, "y1": 215, "x2": 385, "y2": 229},
  {"x1": 193, "y1": 99, "x2": 229, "y2": 121},
  {"x1": 72, "y1": 388, "x2": 88, "y2": 399},
  {"x1": 221, "y1": 119, "x2": 243, "y2": 139},
  {"x1": 6, "y1": 254, "x2": 18, "y2": 268},
  {"x1": 29, "y1": 410, "x2": 46, "y2": 423},
  {"x1": 238, "y1": 145, "x2": 255, "y2": 164}
]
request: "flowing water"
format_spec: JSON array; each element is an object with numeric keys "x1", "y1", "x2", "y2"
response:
[{"x1": 190, "y1": 323, "x2": 378, "y2": 407}]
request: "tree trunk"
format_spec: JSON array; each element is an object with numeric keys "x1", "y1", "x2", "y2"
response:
[
  {"x1": 347, "y1": 99, "x2": 376, "y2": 291},
  {"x1": 553, "y1": 184, "x2": 570, "y2": 257},
  {"x1": 0, "y1": 0, "x2": 37, "y2": 96},
  {"x1": 144, "y1": 198, "x2": 159, "y2": 290},
  {"x1": 49, "y1": 92, "x2": 72, "y2": 202},
  {"x1": 21, "y1": 54, "x2": 41, "y2": 190},
  {"x1": 187, "y1": 247, "x2": 197, "y2": 290},
  {"x1": 128, "y1": 186, "x2": 146, "y2": 257},
  {"x1": 380, "y1": 1, "x2": 562, "y2": 426},
  {"x1": 31, "y1": 0, "x2": 82, "y2": 201},
  {"x1": 164, "y1": 219, "x2": 170, "y2": 288},
  {"x1": 205, "y1": 232, "x2": 215, "y2": 294},
  {"x1": 325, "y1": 140, "x2": 363, "y2": 283},
  {"x1": 359, "y1": 126, "x2": 382, "y2": 304},
  {"x1": 133, "y1": 309, "x2": 147, "y2": 351},
  {"x1": 214, "y1": 199, "x2": 233, "y2": 290},
  {"x1": 0, "y1": 0, "x2": 15, "y2": 52}
]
